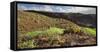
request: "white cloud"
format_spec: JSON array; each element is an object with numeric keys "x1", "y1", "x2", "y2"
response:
[
  {"x1": 66, "y1": 7, "x2": 96, "y2": 14},
  {"x1": 18, "y1": 5, "x2": 28, "y2": 10},
  {"x1": 43, "y1": 5, "x2": 53, "y2": 11},
  {"x1": 18, "y1": 4, "x2": 96, "y2": 14}
]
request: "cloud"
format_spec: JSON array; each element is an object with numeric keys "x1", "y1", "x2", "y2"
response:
[
  {"x1": 18, "y1": 4, "x2": 28, "y2": 10},
  {"x1": 18, "y1": 3, "x2": 96, "y2": 14},
  {"x1": 68, "y1": 7, "x2": 95, "y2": 12},
  {"x1": 62, "y1": 7, "x2": 96, "y2": 14},
  {"x1": 50, "y1": 6, "x2": 72, "y2": 12},
  {"x1": 43, "y1": 5, "x2": 53, "y2": 11}
]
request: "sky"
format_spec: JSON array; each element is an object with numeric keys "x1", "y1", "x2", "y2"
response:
[{"x1": 18, "y1": 3, "x2": 96, "y2": 14}]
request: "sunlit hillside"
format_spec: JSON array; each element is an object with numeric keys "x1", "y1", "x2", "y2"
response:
[{"x1": 17, "y1": 10, "x2": 96, "y2": 49}]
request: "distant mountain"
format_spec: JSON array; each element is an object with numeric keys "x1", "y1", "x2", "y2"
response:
[
  {"x1": 79, "y1": 9, "x2": 96, "y2": 14},
  {"x1": 66, "y1": 13, "x2": 96, "y2": 28}
]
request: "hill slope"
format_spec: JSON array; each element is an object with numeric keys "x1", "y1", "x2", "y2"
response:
[
  {"x1": 17, "y1": 10, "x2": 96, "y2": 49},
  {"x1": 18, "y1": 10, "x2": 81, "y2": 34},
  {"x1": 25, "y1": 10, "x2": 96, "y2": 28}
]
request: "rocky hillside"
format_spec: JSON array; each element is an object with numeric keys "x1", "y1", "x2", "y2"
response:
[{"x1": 17, "y1": 10, "x2": 96, "y2": 49}]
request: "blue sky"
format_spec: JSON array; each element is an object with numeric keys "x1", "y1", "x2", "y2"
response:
[{"x1": 18, "y1": 3, "x2": 96, "y2": 14}]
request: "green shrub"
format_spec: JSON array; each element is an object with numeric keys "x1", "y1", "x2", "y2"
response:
[
  {"x1": 65, "y1": 25, "x2": 81, "y2": 33},
  {"x1": 27, "y1": 27, "x2": 65, "y2": 37},
  {"x1": 82, "y1": 27, "x2": 96, "y2": 36},
  {"x1": 45, "y1": 27, "x2": 65, "y2": 35},
  {"x1": 27, "y1": 31, "x2": 44, "y2": 37},
  {"x1": 18, "y1": 40, "x2": 37, "y2": 49}
]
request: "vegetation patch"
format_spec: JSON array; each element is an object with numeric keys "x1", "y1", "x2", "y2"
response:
[
  {"x1": 27, "y1": 27, "x2": 65, "y2": 37},
  {"x1": 18, "y1": 40, "x2": 37, "y2": 49},
  {"x1": 82, "y1": 27, "x2": 96, "y2": 36}
]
